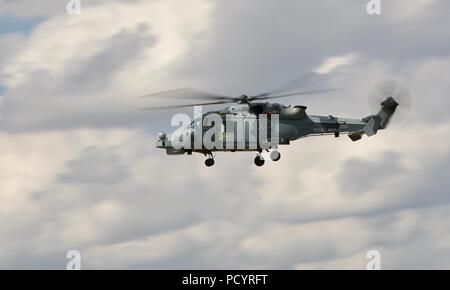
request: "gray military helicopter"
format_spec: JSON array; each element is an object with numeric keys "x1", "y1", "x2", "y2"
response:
[{"x1": 144, "y1": 79, "x2": 409, "y2": 167}]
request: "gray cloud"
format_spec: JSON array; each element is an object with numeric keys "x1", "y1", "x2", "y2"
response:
[{"x1": 339, "y1": 151, "x2": 405, "y2": 194}]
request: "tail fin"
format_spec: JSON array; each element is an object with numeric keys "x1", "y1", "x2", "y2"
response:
[{"x1": 349, "y1": 97, "x2": 398, "y2": 141}]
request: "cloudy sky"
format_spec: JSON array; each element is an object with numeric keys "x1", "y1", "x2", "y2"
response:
[{"x1": 1, "y1": 0, "x2": 449, "y2": 269}]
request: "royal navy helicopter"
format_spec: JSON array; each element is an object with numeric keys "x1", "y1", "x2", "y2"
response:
[{"x1": 143, "y1": 78, "x2": 410, "y2": 167}]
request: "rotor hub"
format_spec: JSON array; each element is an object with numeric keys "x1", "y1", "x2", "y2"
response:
[{"x1": 237, "y1": 94, "x2": 249, "y2": 103}]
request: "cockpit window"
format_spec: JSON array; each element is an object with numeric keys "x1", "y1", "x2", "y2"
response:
[{"x1": 190, "y1": 119, "x2": 214, "y2": 129}]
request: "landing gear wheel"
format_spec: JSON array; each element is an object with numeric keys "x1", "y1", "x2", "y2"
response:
[
  {"x1": 205, "y1": 158, "x2": 215, "y2": 167},
  {"x1": 254, "y1": 156, "x2": 265, "y2": 167},
  {"x1": 270, "y1": 150, "x2": 281, "y2": 162}
]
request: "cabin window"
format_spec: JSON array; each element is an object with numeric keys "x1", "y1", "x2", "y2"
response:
[{"x1": 273, "y1": 104, "x2": 280, "y2": 113}]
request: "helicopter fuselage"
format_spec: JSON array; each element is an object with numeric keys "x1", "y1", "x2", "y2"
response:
[{"x1": 156, "y1": 102, "x2": 368, "y2": 155}]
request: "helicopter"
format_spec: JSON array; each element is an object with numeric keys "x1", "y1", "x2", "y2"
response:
[{"x1": 143, "y1": 78, "x2": 409, "y2": 167}]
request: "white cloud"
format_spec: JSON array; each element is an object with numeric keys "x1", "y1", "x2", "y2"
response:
[
  {"x1": 387, "y1": 0, "x2": 437, "y2": 22},
  {"x1": 1, "y1": 0, "x2": 450, "y2": 270},
  {"x1": 1, "y1": 118, "x2": 449, "y2": 269},
  {"x1": 2, "y1": 0, "x2": 214, "y2": 89},
  {"x1": 314, "y1": 54, "x2": 359, "y2": 75}
]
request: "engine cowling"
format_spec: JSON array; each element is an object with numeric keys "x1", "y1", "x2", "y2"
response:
[{"x1": 280, "y1": 105, "x2": 307, "y2": 119}]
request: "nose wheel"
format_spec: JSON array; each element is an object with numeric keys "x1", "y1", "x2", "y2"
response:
[{"x1": 204, "y1": 152, "x2": 215, "y2": 167}]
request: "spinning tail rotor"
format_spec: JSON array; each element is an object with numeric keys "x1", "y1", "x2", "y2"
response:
[
  {"x1": 349, "y1": 80, "x2": 411, "y2": 141},
  {"x1": 368, "y1": 80, "x2": 412, "y2": 124}
]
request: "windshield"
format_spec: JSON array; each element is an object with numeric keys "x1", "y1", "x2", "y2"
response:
[{"x1": 189, "y1": 117, "x2": 215, "y2": 129}]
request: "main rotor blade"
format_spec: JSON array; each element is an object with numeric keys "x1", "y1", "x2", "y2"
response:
[
  {"x1": 139, "y1": 88, "x2": 235, "y2": 101},
  {"x1": 249, "y1": 88, "x2": 339, "y2": 101},
  {"x1": 255, "y1": 72, "x2": 344, "y2": 98},
  {"x1": 141, "y1": 100, "x2": 233, "y2": 111}
]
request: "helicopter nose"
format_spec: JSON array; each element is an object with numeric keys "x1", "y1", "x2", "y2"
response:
[
  {"x1": 156, "y1": 132, "x2": 167, "y2": 148},
  {"x1": 158, "y1": 132, "x2": 166, "y2": 140}
]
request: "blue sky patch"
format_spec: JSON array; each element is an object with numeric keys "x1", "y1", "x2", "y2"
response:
[{"x1": 0, "y1": 14, "x2": 45, "y2": 35}]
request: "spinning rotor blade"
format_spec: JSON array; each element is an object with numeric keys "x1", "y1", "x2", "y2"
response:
[
  {"x1": 139, "y1": 88, "x2": 235, "y2": 101},
  {"x1": 139, "y1": 72, "x2": 340, "y2": 111},
  {"x1": 249, "y1": 88, "x2": 339, "y2": 101},
  {"x1": 255, "y1": 72, "x2": 345, "y2": 98},
  {"x1": 141, "y1": 100, "x2": 233, "y2": 111},
  {"x1": 369, "y1": 79, "x2": 412, "y2": 124}
]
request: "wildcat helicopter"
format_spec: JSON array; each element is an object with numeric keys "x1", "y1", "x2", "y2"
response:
[{"x1": 143, "y1": 79, "x2": 410, "y2": 167}]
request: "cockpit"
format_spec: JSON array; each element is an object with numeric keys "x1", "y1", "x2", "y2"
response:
[{"x1": 249, "y1": 103, "x2": 281, "y2": 115}]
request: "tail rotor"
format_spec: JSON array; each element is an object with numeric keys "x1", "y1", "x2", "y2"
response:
[{"x1": 368, "y1": 80, "x2": 412, "y2": 124}]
